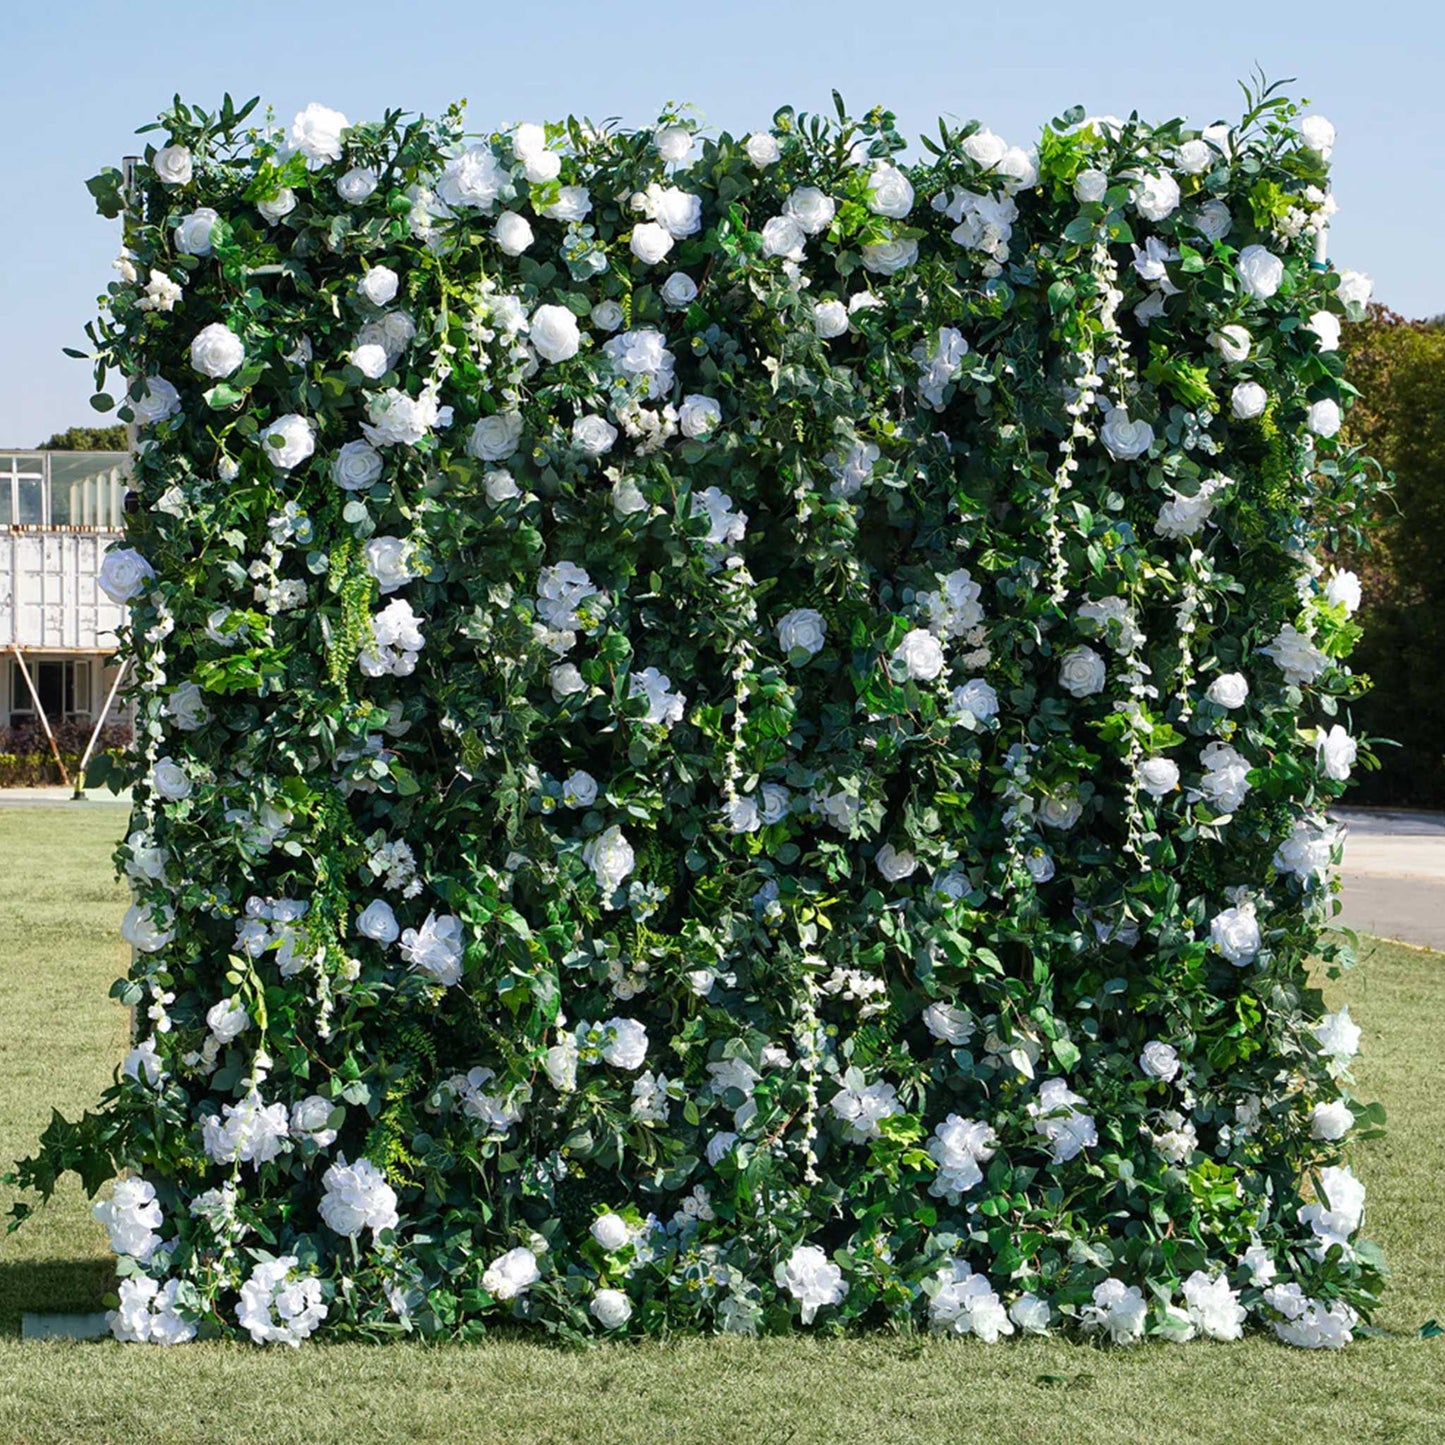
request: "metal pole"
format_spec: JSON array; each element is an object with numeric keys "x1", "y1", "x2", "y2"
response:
[
  {"x1": 72, "y1": 657, "x2": 128, "y2": 799},
  {"x1": 9, "y1": 646, "x2": 70, "y2": 787}
]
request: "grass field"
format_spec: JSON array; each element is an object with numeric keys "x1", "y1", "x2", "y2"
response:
[{"x1": 0, "y1": 805, "x2": 1441, "y2": 1445}]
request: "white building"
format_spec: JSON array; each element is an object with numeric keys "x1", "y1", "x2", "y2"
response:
[{"x1": 1, "y1": 449, "x2": 132, "y2": 779}]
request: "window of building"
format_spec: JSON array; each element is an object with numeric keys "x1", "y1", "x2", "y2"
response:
[{"x1": 8, "y1": 658, "x2": 91, "y2": 727}]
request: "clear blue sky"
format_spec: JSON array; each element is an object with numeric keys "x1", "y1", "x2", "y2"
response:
[{"x1": 4, "y1": 0, "x2": 1440, "y2": 446}]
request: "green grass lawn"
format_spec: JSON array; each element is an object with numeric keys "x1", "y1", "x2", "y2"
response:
[{"x1": 0, "y1": 806, "x2": 1441, "y2": 1445}]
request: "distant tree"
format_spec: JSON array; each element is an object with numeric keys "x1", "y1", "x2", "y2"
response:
[
  {"x1": 1340, "y1": 305, "x2": 1445, "y2": 806},
  {"x1": 38, "y1": 424, "x2": 129, "y2": 451}
]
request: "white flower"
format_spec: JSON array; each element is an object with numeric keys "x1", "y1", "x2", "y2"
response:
[
  {"x1": 1205, "y1": 672, "x2": 1249, "y2": 709},
  {"x1": 950, "y1": 679, "x2": 999, "y2": 723},
  {"x1": 260, "y1": 414, "x2": 316, "y2": 471},
  {"x1": 399, "y1": 912, "x2": 465, "y2": 986},
  {"x1": 643, "y1": 184, "x2": 703, "y2": 238},
  {"x1": 1210, "y1": 325, "x2": 1252, "y2": 363},
  {"x1": 814, "y1": 300, "x2": 849, "y2": 338},
  {"x1": 332, "y1": 439, "x2": 384, "y2": 492},
  {"x1": 661, "y1": 271, "x2": 698, "y2": 308},
  {"x1": 486, "y1": 210, "x2": 533, "y2": 257},
  {"x1": 1315, "y1": 724, "x2": 1357, "y2": 781},
  {"x1": 319, "y1": 1157, "x2": 398, "y2": 1238},
  {"x1": 745, "y1": 132, "x2": 780, "y2": 167},
  {"x1": 1028, "y1": 1078, "x2": 1097, "y2": 1163},
  {"x1": 591, "y1": 1213, "x2": 631, "y2": 1252},
  {"x1": 1081, "y1": 1279, "x2": 1148, "y2": 1344},
  {"x1": 1231, "y1": 381, "x2": 1268, "y2": 420},
  {"x1": 875, "y1": 844, "x2": 917, "y2": 882},
  {"x1": 830, "y1": 1079, "x2": 901, "y2": 1142},
  {"x1": 1307, "y1": 310, "x2": 1342, "y2": 352},
  {"x1": 1039, "y1": 790, "x2": 1083, "y2": 831},
  {"x1": 530, "y1": 304, "x2": 582, "y2": 363},
  {"x1": 1176, "y1": 139, "x2": 1214, "y2": 174},
  {"x1": 550, "y1": 662, "x2": 586, "y2": 701},
  {"x1": 152, "y1": 144, "x2": 192, "y2": 185},
  {"x1": 602, "y1": 328, "x2": 675, "y2": 397},
  {"x1": 468, "y1": 411, "x2": 524, "y2": 462},
  {"x1": 337, "y1": 167, "x2": 379, "y2": 204},
  {"x1": 1314, "y1": 1006, "x2": 1361, "y2": 1067},
  {"x1": 866, "y1": 163, "x2": 914, "y2": 218},
  {"x1": 761, "y1": 215, "x2": 806, "y2": 260},
  {"x1": 690, "y1": 487, "x2": 746, "y2": 547},
  {"x1": 784, "y1": 187, "x2": 836, "y2": 235},
  {"x1": 861, "y1": 238, "x2": 918, "y2": 275},
  {"x1": 138, "y1": 270, "x2": 184, "y2": 313},
  {"x1": 349, "y1": 343, "x2": 388, "y2": 380},
  {"x1": 629, "y1": 667, "x2": 686, "y2": 726},
  {"x1": 362, "y1": 536, "x2": 415, "y2": 595},
  {"x1": 131, "y1": 376, "x2": 182, "y2": 426},
  {"x1": 358, "y1": 266, "x2": 399, "y2": 307},
  {"x1": 1137, "y1": 758, "x2": 1180, "y2": 799},
  {"x1": 1059, "y1": 646, "x2": 1106, "y2": 698},
  {"x1": 201, "y1": 1088, "x2": 290, "y2": 1168},
  {"x1": 1336, "y1": 270, "x2": 1373, "y2": 307},
  {"x1": 654, "y1": 125, "x2": 694, "y2": 164},
  {"x1": 583, "y1": 826, "x2": 636, "y2": 897},
  {"x1": 540, "y1": 185, "x2": 592, "y2": 222},
  {"x1": 591, "y1": 1288, "x2": 633, "y2": 1329},
  {"x1": 1196, "y1": 739, "x2": 1253, "y2": 813},
  {"x1": 1182, "y1": 1272, "x2": 1246, "y2": 1341},
  {"x1": 1074, "y1": 168, "x2": 1109, "y2": 203},
  {"x1": 1299, "y1": 1164, "x2": 1366, "y2": 1257},
  {"x1": 123, "y1": 1037, "x2": 167, "y2": 1087},
  {"x1": 1156, "y1": 475, "x2": 1229, "y2": 539},
  {"x1": 362, "y1": 388, "x2": 439, "y2": 449},
  {"x1": 1241, "y1": 1244, "x2": 1277, "y2": 1287},
  {"x1": 1324, "y1": 568, "x2": 1362, "y2": 614},
  {"x1": 1100, "y1": 410, "x2": 1154, "y2": 461},
  {"x1": 1237, "y1": 244, "x2": 1284, "y2": 300},
  {"x1": 290, "y1": 1095, "x2": 339, "y2": 1149},
  {"x1": 923, "y1": 1002, "x2": 975, "y2": 1045},
  {"x1": 572, "y1": 415, "x2": 618, "y2": 457},
  {"x1": 927, "y1": 1116, "x2": 997, "y2": 1202},
  {"x1": 1211, "y1": 901, "x2": 1262, "y2": 966},
  {"x1": 357, "y1": 898, "x2": 400, "y2": 944},
  {"x1": 174, "y1": 207, "x2": 219, "y2": 256},
  {"x1": 1275, "y1": 816, "x2": 1343, "y2": 883},
  {"x1": 109, "y1": 1276, "x2": 196, "y2": 1345},
  {"x1": 775, "y1": 1244, "x2": 847, "y2": 1324},
  {"x1": 961, "y1": 128, "x2": 1008, "y2": 167},
  {"x1": 485, "y1": 469, "x2": 522, "y2": 503},
  {"x1": 93, "y1": 1178, "x2": 164, "y2": 1262},
  {"x1": 1307, "y1": 399, "x2": 1342, "y2": 438},
  {"x1": 150, "y1": 757, "x2": 191, "y2": 801},
  {"x1": 1140, "y1": 1040, "x2": 1180, "y2": 1081},
  {"x1": 1010, "y1": 1294, "x2": 1052, "y2": 1334},
  {"x1": 1300, "y1": 114, "x2": 1336, "y2": 158},
  {"x1": 189, "y1": 323, "x2": 245, "y2": 379},
  {"x1": 894, "y1": 628, "x2": 945, "y2": 681},
  {"x1": 777, "y1": 608, "x2": 827, "y2": 658},
  {"x1": 121, "y1": 902, "x2": 173, "y2": 953},
  {"x1": 1264, "y1": 1284, "x2": 1356, "y2": 1350},
  {"x1": 928, "y1": 1261, "x2": 1014, "y2": 1341},
  {"x1": 206, "y1": 997, "x2": 250, "y2": 1044},
  {"x1": 237, "y1": 1257, "x2": 327, "y2": 1346},
  {"x1": 1133, "y1": 169, "x2": 1181, "y2": 221},
  {"x1": 678, "y1": 395, "x2": 722, "y2": 439},
  {"x1": 629, "y1": 222, "x2": 674, "y2": 265},
  {"x1": 1311, "y1": 1099, "x2": 1354, "y2": 1141},
  {"x1": 562, "y1": 770, "x2": 598, "y2": 809},
  {"x1": 1263, "y1": 623, "x2": 1328, "y2": 686},
  {"x1": 600, "y1": 1017, "x2": 649, "y2": 1070},
  {"x1": 99, "y1": 548, "x2": 155, "y2": 603},
  {"x1": 284, "y1": 103, "x2": 350, "y2": 169}
]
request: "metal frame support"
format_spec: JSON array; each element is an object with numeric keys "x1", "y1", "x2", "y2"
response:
[
  {"x1": 9, "y1": 646, "x2": 70, "y2": 786},
  {"x1": 72, "y1": 658, "x2": 128, "y2": 799}
]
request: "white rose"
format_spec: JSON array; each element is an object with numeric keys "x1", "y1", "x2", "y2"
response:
[
  {"x1": 591, "y1": 1213, "x2": 631, "y2": 1251},
  {"x1": 482, "y1": 1247, "x2": 540, "y2": 1301},
  {"x1": 745, "y1": 133, "x2": 780, "y2": 167},
  {"x1": 1137, "y1": 757, "x2": 1180, "y2": 799},
  {"x1": 654, "y1": 125, "x2": 694, "y2": 163},
  {"x1": 1210, "y1": 902, "x2": 1262, "y2": 966},
  {"x1": 150, "y1": 757, "x2": 191, "y2": 801},
  {"x1": 98, "y1": 548, "x2": 155, "y2": 603},
  {"x1": 337, "y1": 167, "x2": 379, "y2": 204},
  {"x1": 1140, "y1": 1041, "x2": 1181, "y2": 1081},
  {"x1": 363, "y1": 536, "x2": 415, "y2": 594},
  {"x1": 541, "y1": 185, "x2": 592, "y2": 222},
  {"x1": 1307, "y1": 399, "x2": 1342, "y2": 438},
  {"x1": 207, "y1": 997, "x2": 250, "y2": 1044},
  {"x1": 1237, "y1": 244, "x2": 1284, "y2": 300},
  {"x1": 572, "y1": 415, "x2": 618, "y2": 457},
  {"x1": 861, "y1": 238, "x2": 918, "y2": 275},
  {"x1": 784, "y1": 187, "x2": 836, "y2": 235},
  {"x1": 1176, "y1": 139, "x2": 1214, "y2": 175},
  {"x1": 999, "y1": 146, "x2": 1038, "y2": 189},
  {"x1": 876, "y1": 843, "x2": 918, "y2": 882},
  {"x1": 1099, "y1": 409, "x2": 1154, "y2": 461},
  {"x1": 285, "y1": 102, "x2": 350, "y2": 169},
  {"x1": 469, "y1": 412, "x2": 524, "y2": 462},
  {"x1": 1231, "y1": 382, "x2": 1268, "y2": 420},
  {"x1": 357, "y1": 267, "x2": 399, "y2": 307},
  {"x1": 163, "y1": 681, "x2": 211, "y2": 731},
  {"x1": 357, "y1": 899, "x2": 400, "y2": 944},
  {"x1": 866, "y1": 163, "x2": 914, "y2": 219},
  {"x1": 1192, "y1": 199, "x2": 1233, "y2": 242},
  {"x1": 1300, "y1": 115, "x2": 1336, "y2": 159},
  {"x1": 961, "y1": 129, "x2": 1008, "y2": 167},
  {"x1": 894, "y1": 628, "x2": 945, "y2": 681},
  {"x1": 1324, "y1": 569, "x2": 1361, "y2": 614},
  {"x1": 1307, "y1": 311, "x2": 1342, "y2": 352},
  {"x1": 1209, "y1": 325, "x2": 1251, "y2": 363},
  {"x1": 1039, "y1": 791, "x2": 1083, "y2": 830},
  {"x1": 1074, "y1": 169, "x2": 1109, "y2": 204},
  {"x1": 923, "y1": 1002, "x2": 975, "y2": 1045},
  {"x1": 1336, "y1": 270, "x2": 1373, "y2": 306},
  {"x1": 1059, "y1": 646, "x2": 1106, "y2": 698},
  {"x1": 153, "y1": 144, "x2": 192, "y2": 185},
  {"x1": 591, "y1": 1289, "x2": 633, "y2": 1329},
  {"x1": 678, "y1": 395, "x2": 721, "y2": 439},
  {"x1": 131, "y1": 376, "x2": 181, "y2": 426},
  {"x1": 660, "y1": 271, "x2": 698, "y2": 308},
  {"x1": 1316, "y1": 725, "x2": 1357, "y2": 781},
  {"x1": 530, "y1": 304, "x2": 582, "y2": 363},
  {"x1": 761, "y1": 216, "x2": 805, "y2": 260},
  {"x1": 777, "y1": 608, "x2": 827, "y2": 658},
  {"x1": 950, "y1": 678, "x2": 998, "y2": 723},
  {"x1": 257, "y1": 188, "x2": 296, "y2": 224},
  {"x1": 583, "y1": 826, "x2": 635, "y2": 897},
  {"x1": 1205, "y1": 672, "x2": 1249, "y2": 709},
  {"x1": 550, "y1": 663, "x2": 586, "y2": 700},
  {"x1": 1310, "y1": 1100, "x2": 1352, "y2": 1141},
  {"x1": 333, "y1": 440, "x2": 384, "y2": 491},
  {"x1": 591, "y1": 299, "x2": 625, "y2": 331},
  {"x1": 649, "y1": 186, "x2": 703, "y2": 238},
  {"x1": 561, "y1": 770, "x2": 598, "y2": 809},
  {"x1": 350, "y1": 343, "x2": 389, "y2": 380},
  {"x1": 291, "y1": 1095, "x2": 339, "y2": 1148},
  {"x1": 814, "y1": 300, "x2": 849, "y2": 338},
  {"x1": 1134, "y1": 170, "x2": 1181, "y2": 222},
  {"x1": 612, "y1": 478, "x2": 648, "y2": 517},
  {"x1": 189, "y1": 323, "x2": 245, "y2": 379},
  {"x1": 629, "y1": 222, "x2": 674, "y2": 265},
  {"x1": 600, "y1": 1016, "x2": 648, "y2": 1070},
  {"x1": 260, "y1": 414, "x2": 316, "y2": 471},
  {"x1": 484, "y1": 469, "x2": 522, "y2": 503},
  {"x1": 174, "y1": 208, "x2": 220, "y2": 256}
]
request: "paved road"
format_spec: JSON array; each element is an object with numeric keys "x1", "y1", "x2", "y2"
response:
[
  {"x1": 1335, "y1": 807, "x2": 1445, "y2": 951},
  {"x1": 0, "y1": 785, "x2": 131, "y2": 808}
]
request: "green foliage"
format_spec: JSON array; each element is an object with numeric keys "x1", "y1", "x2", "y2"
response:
[{"x1": 37, "y1": 424, "x2": 129, "y2": 451}]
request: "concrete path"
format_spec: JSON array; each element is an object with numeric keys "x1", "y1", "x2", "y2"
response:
[
  {"x1": 0, "y1": 785, "x2": 132, "y2": 808},
  {"x1": 1335, "y1": 807, "x2": 1445, "y2": 951}
]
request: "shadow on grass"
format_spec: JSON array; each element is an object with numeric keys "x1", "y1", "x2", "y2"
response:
[{"x1": 0, "y1": 1257, "x2": 113, "y2": 1337}]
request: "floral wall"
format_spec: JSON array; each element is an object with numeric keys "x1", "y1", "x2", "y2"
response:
[{"x1": 11, "y1": 86, "x2": 1384, "y2": 1349}]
